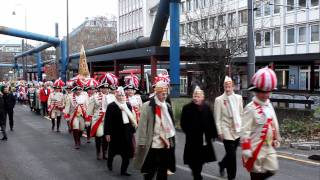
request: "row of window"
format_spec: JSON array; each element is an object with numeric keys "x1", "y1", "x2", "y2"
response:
[
  {"x1": 118, "y1": 9, "x2": 143, "y2": 34},
  {"x1": 255, "y1": 24, "x2": 320, "y2": 47},
  {"x1": 180, "y1": 10, "x2": 247, "y2": 35},
  {"x1": 119, "y1": 0, "x2": 143, "y2": 16},
  {"x1": 255, "y1": 0, "x2": 319, "y2": 18},
  {"x1": 119, "y1": 28, "x2": 143, "y2": 41}
]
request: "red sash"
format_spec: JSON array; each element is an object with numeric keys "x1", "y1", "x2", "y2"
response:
[
  {"x1": 133, "y1": 106, "x2": 140, "y2": 124},
  {"x1": 90, "y1": 112, "x2": 105, "y2": 137}
]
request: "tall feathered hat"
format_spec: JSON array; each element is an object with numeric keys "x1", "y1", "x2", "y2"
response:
[
  {"x1": 65, "y1": 80, "x2": 74, "y2": 89},
  {"x1": 124, "y1": 73, "x2": 139, "y2": 90},
  {"x1": 71, "y1": 77, "x2": 85, "y2": 91},
  {"x1": 53, "y1": 78, "x2": 65, "y2": 89},
  {"x1": 85, "y1": 78, "x2": 99, "y2": 90},
  {"x1": 153, "y1": 74, "x2": 170, "y2": 87},
  {"x1": 248, "y1": 66, "x2": 277, "y2": 92}
]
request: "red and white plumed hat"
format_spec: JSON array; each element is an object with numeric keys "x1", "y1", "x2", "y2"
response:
[
  {"x1": 249, "y1": 66, "x2": 277, "y2": 92},
  {"x1": 71, "y1": 77, "x2": 85, "y2": 91},
  {"x1": 153, "y1": 74, "x2": 170, "y2": 87},
  {"x1": 53, "y1": 78, "x2": 65, "y2": 88},
  {"x1": 124, "y1": 73, "x2": 139, "y2": 90},
  {"x1": 65, "y1": 80, "x2": 74, "y2": 89},
  {"x1": 85, "y1": 78, "x2": 99, "y2": 89},
  {"x1": 99, "y1": 72, "x2": 118, "y2": 90}
]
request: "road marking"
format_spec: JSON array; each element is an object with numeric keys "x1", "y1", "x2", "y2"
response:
[
  {"x1": 176, "y1": 165, "x2": 226, "y2": 180},
  {"x1": 277, "y1": 154, "x2": 320, "y2": 166}
]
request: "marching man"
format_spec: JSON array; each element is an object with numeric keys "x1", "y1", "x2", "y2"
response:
[
  {"x1": 64, "y1": 79, "x2": 89, "y2": 149},
  {"x1": 214, "y1": 76, "x2": 243, "y2": 180},
  {"x1": 124, "y1": 74, "x2": 143, "y2": 124},
  {"x1": 84, "y1": 78, "x2": 99, "y2": 143},
  {"x1": 241, "y1": 67, "x2": 281, "y2": 180},
  {"x1": 88, "y1": 81, "x2": 109, "y2": 160},
  {"x1": 48, "y1": 79, "x2": 65, "y2": 132}
]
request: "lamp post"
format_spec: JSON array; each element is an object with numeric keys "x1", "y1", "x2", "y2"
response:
[
  {"x1": 12, "y1": 4, "x2": 28, "y2": 80},
  {"x1": 66, "y1": 0, "x2": 70, "y2": 79}
]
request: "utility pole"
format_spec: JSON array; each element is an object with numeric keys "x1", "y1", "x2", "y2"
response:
[
  {"x1": 247, "y1": 0, "x2": 255, "y2": 98},
  {"x1": 66, "y1": 0, "x2": 70, "y2": 80}
]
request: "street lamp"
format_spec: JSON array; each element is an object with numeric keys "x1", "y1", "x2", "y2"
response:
[{"x1": 12, "y1": 3, "x2": 28, "y2": 80}]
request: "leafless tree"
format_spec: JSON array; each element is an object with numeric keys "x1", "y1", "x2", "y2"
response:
[{"x1": 180, "y1": 2, "x2": 248, "y2": 101}]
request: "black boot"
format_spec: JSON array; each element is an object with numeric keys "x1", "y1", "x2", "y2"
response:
[
  {"x1": 51, "y1": 118, "x2": 55, "y2": 131},
  {"x1": 56, "y1": 116, "x2": 61, "y2": 132},
  {"x1": 95, "y1": 137, "x2": 102, "y2": 160},
  {"x1": 73, "y1": 130, "x2": 80, "y2": 149},
  {"x1": 120, "y1": 157, "x2": 130, "y2": 176},
  {"x1": 86, "y1": 126, "x2": 91, "y2": 143}
]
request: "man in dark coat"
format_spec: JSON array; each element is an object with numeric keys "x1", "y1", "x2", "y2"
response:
[
  {"x1": 104, "y1": 86, "x2": 137, "y2": 176},
  {"x1": 181, "y1": 86, "x2": 218, "y2": 180},
  {"x1": 0, "y1": 87, "x2": 7, "y2": 140},
  {"x1": 3, "y1": 86, "x2": 16, "y2": 131}
]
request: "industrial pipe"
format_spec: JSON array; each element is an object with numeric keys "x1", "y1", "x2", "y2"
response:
[
  {"x1": 14, "y1": 43, "x2": 53, "y2": 59},
  {"x1": 69, "y1": 0, "x2": 169, "y2": 59},
  {"x1": 0, "y1": 26, "x2": 60, "y2": 45}
]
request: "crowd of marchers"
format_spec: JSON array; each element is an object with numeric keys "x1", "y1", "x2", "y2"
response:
[{"x1": 1, "y1": 66, "x2": 281, "y2": 180}]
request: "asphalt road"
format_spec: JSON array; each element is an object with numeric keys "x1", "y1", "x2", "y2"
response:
[{"x1": 0, "y1": 104, "x2": 319, "y2": 180}]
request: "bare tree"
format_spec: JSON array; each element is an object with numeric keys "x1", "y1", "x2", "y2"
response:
[{"x1": 180, "y1": 2, "x2": 248, "y2": 101}]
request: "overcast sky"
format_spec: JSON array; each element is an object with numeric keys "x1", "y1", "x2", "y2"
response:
[{"x1": 0, "y1": 0, "x2": 118, "y2": 46}]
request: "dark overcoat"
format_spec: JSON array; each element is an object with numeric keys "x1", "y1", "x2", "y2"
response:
[
  {"x1": 180, "y1": 102, "x2": 218, "y2": 165},
  {"x1": 104, "y1": 102, "x2": 135, "y2": 158}
]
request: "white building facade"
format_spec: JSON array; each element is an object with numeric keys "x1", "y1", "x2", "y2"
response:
[
  {"x1": 180, "y1": 0, "x2": 320, "y2": 92},
  {"x1": 117, "y1": 0, "x2": 170, "y2": 44}
]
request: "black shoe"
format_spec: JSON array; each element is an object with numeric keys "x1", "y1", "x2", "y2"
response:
[
  {"x1": 121, "y1": 172, "x2": 131, "y2": 176},
  {"x1": 218, "y1": 162, "x2": 225, "y2": 177},
  {"x1": 56, "y1": 130, "x2": 60, "y2": 133},
  {"x1": 10, "y1": 128, "x2": 13, "y2": 131},
  {"x1": 1, "y1": 137, "x2": 8, "y2": 141}
]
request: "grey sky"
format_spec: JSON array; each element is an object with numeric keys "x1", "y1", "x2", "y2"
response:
[{"x1": 0, "y1": 0, "x2": 118, "y2": 46}]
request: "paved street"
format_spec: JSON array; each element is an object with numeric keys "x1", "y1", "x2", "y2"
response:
[{"x1": 0, "y1": 104, "x2": 319, "y2": 180}]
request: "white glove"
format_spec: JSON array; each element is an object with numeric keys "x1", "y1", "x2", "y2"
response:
[
  {"x1": 242, "y1": 149, "x2": 253, "y2": 158},
  {"x1": 273, "y1": 140, "x2": 281, "y2": 148}
]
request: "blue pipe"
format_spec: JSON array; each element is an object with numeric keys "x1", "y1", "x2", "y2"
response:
[
  {"x1": 36, "y1": 52, "x2": 42, "y2": 81},
  {"x1": 0, "y1": 26, "x2": 60, "y2": 45},
  {"x1": 60, "y1": 40, "x2": 67, "y2": 82},
  {"x1": 0, "y1": 63, "x2": 27, "y2": 67},
  {"x1": 15, "y1": 43, "x2": 53, "y2": 58},
  {"x1": 169, "y1": 0, "x2": 180, "y2": 97}
]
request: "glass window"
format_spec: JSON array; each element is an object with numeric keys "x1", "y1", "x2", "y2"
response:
[
  {"x1": 287, "y1": 0, "x2": 294, "y2": 11},
  {"x1": 287, "y1": 27, "x2": 295, "y2": 44},
  {"x1": 181, "y1": 2, "x2": 185, "y2": 12},
  {"x1": 180, "y1": 24, "x2": 185, "y2": 35},
  {"x1": 264, "y1": 31, "x2": 271, "y2": 46},
  {"x1": 311, "y1": 24, "x2": 319, "y2": 42},
  {"x1": 274, "y1": 28, "x2": 281, "y2": 45},
  {"x1": 187, "y1": 0, "x2": 191, "y2": 11},
  {"x1": 201, "y1": 19, "x2": 208, "y2": 30},
  {"x1": 264, "y1": 2, "x2": 271, "y2": 16},
  {"x1": 255, "y1": 1, "x2": 261, "y2": 17},
  {"x1": 311, "y1": 0, "x2": 319, "y2": 6},
  {"x1": 256, "y1": 31, "x2": 262, "y2": 46},
  {"x1": 218, "y1": 15, "x2": 226, "y2": 27},
  {"x1": 194, "y1": 0, "x2": 199, "y2": 9},
  {"x1": 299, "y1": 0, "x2": 306, "y2": 8},
  {"x1": 239, "y1": 10, "x2": 248, "y2": 24},
  {"x1": 274, "y1": 0, "x2": 280, "y2": 14},
  {"x1": 187, "y1": 22, "x2": 192, "y2": 33},
  {"x1": 298, "y1": 26, "x2": 306, "y2": 43},
  {"x1": 209, "y1": 17, "x2": 215, "y2": 29},
  {"x1": 228, "y1": 12, "x2": 235, "y2": 27}
]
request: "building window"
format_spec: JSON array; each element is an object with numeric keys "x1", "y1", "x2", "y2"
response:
[
  {"x1": 209, "y1": 17, "x2": 215, "y2": 29},
  {"x1": 264, "y1": 31, "x2": 271, "y2": 46},
  {"x1": 255, "y1": 1, "x2": 261, "y2": 17},
  {"x1": 181, "y1": 2, "x2": 185, "y2": 12},
  {"x1": 194, "y1": 0, "x2": 199, "y2": 9},
  {"x1": 180, "y1": 24, "x2": 185, "y2": 35},
  {"x1": 187, "y1": 0, "x2": 191, "y2": 11},
  {"x1": 201, "y1": 0, "x2": 207, "y2": 8},
  {"x1": 255, "y1": 31, "x2": 262, "y2": 47},
  {"x1": 311, "y1": 24, "x2": 320, "y2": 42},
  {"x1": 311, "y1": 0, "x2": 319, "y2": 6},
  {"x1": 201, "y1": 19, "x2": 208, "y2": 30},
  {"x1": 218, "y1": 15, "x2": 226, "y2": 27},
  {"x1": 298, "y1": 26, "x2": 306, "y2": 43},
  {"x1": 187, "y1": 22, "x2": 192, "y2": 33},
  {"x1": 239, "y1": 10, "x2": 248, "y2": 24},
  {"x1": 228, "y1": 12, "x2": 236, "y2": 27},
  {"x1": 274, "y1": 0, "x2": 280, "y2": 14},
  {"x1": 299, "y1": 0, "x2": 306, "y2": 8},
  {"x1": 287, "y1": 27, "x2": 295, "y2": 44},
  {"x1": 264, "y1": 2, "x2": 271, "y2": 16},
  {"x1": 287, "y1": 0, "x2": 294, "y2": 11},
  {"x1": 180, "y1": 76, "x2": 188, "y2": 95},
  {"x1": 274, "y1": 28, "x2": 281, "y2": 45}
]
